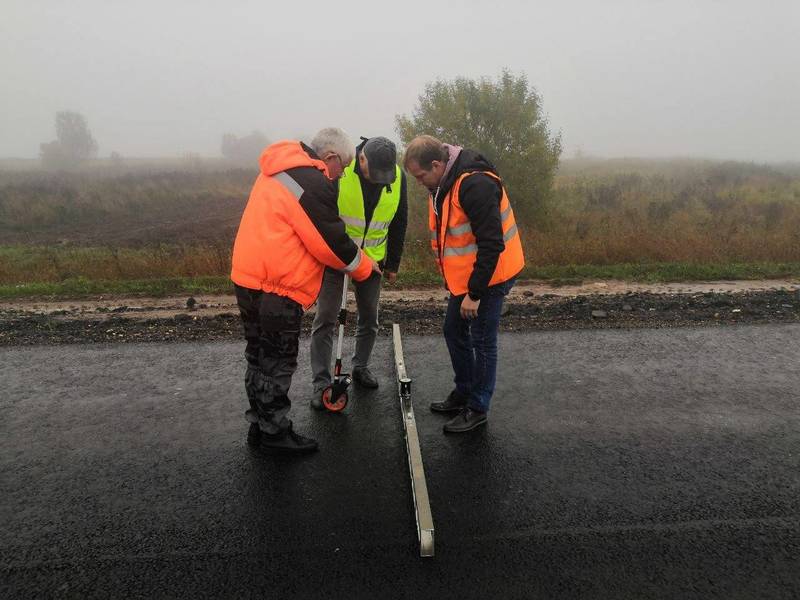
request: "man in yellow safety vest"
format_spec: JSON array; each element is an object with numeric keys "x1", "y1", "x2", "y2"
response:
[{"x1": 310, "y1": 136, "x2": 408, "y2": 404}]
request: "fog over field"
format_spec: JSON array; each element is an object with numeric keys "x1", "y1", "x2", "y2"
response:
[{"x1": 1, "y1": 0, "x2": 798, "y2": 162}]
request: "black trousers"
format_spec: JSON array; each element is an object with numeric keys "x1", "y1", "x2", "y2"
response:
[{"x1": 235, "y1": 285, "x2": 303, "y2": 434}]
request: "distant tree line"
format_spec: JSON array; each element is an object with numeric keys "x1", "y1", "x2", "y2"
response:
[
  {"x1": 37, "y1": 111, "x2": 273, "y2": 171},
  {"x1": 220, "y1": 131, "x2": 269, "y2": 165},
  {"x1": 38, "y1": 70, "x2": 560, "y2": 193}
]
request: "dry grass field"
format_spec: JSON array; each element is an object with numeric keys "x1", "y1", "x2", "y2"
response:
[{"x1": 1, "y1": 157, "x2": 799, "y2": 297}]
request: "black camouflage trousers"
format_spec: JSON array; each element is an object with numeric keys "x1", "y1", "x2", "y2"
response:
[{"x1": 235, "y1": 285, "x2": 303, "y2": 435}]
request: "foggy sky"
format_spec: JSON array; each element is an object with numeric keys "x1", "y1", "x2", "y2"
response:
[{"x1": 2, "y1": 0, "x2": 798, "y2": 162}]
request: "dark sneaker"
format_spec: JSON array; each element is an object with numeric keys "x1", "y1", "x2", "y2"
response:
[
  {"x1": 246, "y1": 422, "x2": 261, "y2": 447},
  {"x1": 352, "y1": 367, "x2": 379, "y2": 389},
  {"x1": 260, "y1": 422, "x2": 319, "y2": 453},
  {"x1": 430, "y1": 389, "x2": 469, "y2": 414},
  {"x1": 443, "y1": 407, "x2": 488, "y2": 433}
]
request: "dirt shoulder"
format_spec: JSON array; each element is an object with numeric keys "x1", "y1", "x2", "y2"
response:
[{"x1": 1, "y1": 279, "x2": 798, "y2": 346}]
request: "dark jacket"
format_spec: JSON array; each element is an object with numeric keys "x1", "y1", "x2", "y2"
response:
[
  {"x1": 352, "y1": 139, "x2": 408, "y2": 273},
  {"x1": 432, "y1": 148, "x2": 505, "y2": 300}
]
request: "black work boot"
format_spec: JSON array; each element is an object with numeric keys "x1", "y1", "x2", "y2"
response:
[
  {"x1": 352, "y1": 367, "x2": 379, "y2": 389},
  {"x1": 260, "y1": 422, "x2": 319, "y2": 453},
  {"x1": 443, "y1": 407, "x2": 488, "y2": 433},
  {"x1": 430, "y1": 389, "x2": 469, "y2": 414}
]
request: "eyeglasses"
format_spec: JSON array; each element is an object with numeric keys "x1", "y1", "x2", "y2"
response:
[{"x1": 325, "y1": 153, "x2": 345, "y2": 169}]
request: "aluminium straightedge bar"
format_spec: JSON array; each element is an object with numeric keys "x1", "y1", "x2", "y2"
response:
[{"x1": 392, "y1": 323, "x2": 435, "y2": 557}]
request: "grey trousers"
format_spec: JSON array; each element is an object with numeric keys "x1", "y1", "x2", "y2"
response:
[{"x1": 310, "y1": 267, "x2": 382, "y2": 392}]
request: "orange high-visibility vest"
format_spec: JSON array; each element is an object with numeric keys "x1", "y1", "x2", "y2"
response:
[{"x1": 428, "y1": 171, "x2": 524, "y2": 296}]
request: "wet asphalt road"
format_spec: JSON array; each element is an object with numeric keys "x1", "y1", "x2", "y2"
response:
[{"x1": 2, "y1": 324, "x2": 800, "y2": 599}]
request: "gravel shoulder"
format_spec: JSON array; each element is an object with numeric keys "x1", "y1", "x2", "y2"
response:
[{"x1": 1, "y1": 279, "x2": 799, "y2": 346}]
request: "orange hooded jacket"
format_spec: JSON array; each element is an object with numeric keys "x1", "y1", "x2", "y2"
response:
[{"x1": 231, "y1": 141, "x2": 372, "y2": 308}]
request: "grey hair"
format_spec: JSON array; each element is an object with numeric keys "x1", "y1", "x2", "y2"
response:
[{"x1": 309, "y1": 127, "x2": 354, "y2": 165}]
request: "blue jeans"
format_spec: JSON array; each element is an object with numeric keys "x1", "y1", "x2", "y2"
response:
[{"x1": 443, "y1": 277, "x2": 516, "y2": 413}]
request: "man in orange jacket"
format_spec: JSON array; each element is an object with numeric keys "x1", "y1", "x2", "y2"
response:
[
  {"x1": 404, "y1": 135, "x2": 524, "y2": 434},
  {"x1": 231, "y1": 127, "x2": 380, "y2": 453}
]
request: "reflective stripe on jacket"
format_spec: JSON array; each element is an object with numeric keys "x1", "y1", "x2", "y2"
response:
[
  {"x1": 428, "y1": 171, "x2": 524, "y2": 296},
  {"x1": 231, "y1": 141, "x2": 373, "y2": 309},
  {"x1": 337, "y1": 160, "x2": 402, "y2": 261}
]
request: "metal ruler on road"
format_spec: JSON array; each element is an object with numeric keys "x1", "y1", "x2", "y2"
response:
[{"x1": 392, "y1": 323, "x2": 435, "y2": 557}]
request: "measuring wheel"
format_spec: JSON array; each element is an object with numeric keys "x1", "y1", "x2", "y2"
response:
[{"x1": 321, "y1": 384, "x2": 348, "y2": 412}]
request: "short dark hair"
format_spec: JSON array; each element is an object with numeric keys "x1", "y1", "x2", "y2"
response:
[{"x1": 403, "y1": 135, "x2": 448, "y2": 170}]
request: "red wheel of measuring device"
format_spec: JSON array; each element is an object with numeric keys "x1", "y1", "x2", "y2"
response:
[{"x1": 321, "y1": 386, "x2": 348, "y2": 412}]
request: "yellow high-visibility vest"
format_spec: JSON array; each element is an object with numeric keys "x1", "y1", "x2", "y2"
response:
[{"x1": 338, "y1": 160, "x2": 401, "y2": 261}]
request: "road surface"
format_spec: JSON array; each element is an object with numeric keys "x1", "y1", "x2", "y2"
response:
[{"x1": 2, "y1": 324, "x2": 799, "y2": 598}]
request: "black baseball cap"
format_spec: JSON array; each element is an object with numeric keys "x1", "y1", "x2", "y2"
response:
[{"x1": 362, "y1": 136, "x2": 397, "y2": 185}]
